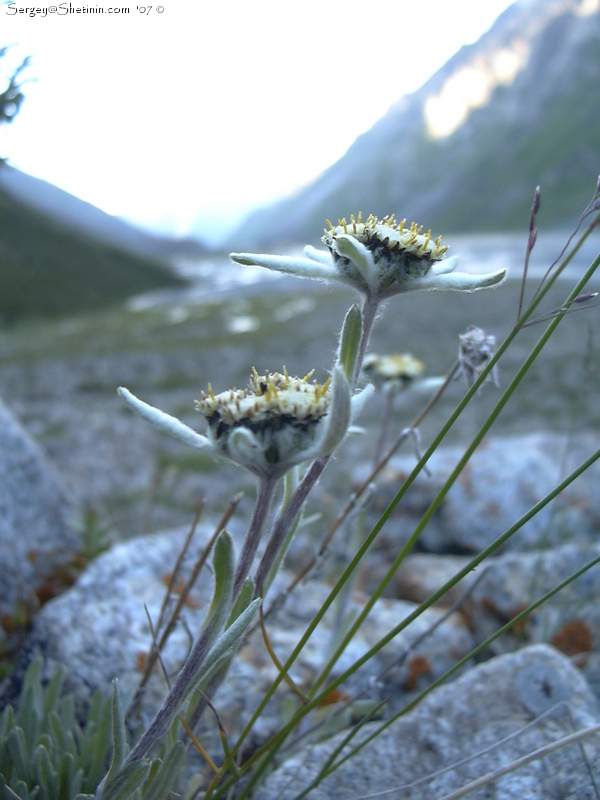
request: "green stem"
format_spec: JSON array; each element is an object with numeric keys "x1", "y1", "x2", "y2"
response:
[
  {"x1": 220, "y1": 243, "x2": 600, "y2": 799},
  {"x1": 325, "y1": 545, "x2": 600, "y2": 782},
  {"x1": 309, "y1": 248, "x2": 600, "y2": 698},
  {"x1": 228, "y1": 444, "x2": 600, "y2": 800}
]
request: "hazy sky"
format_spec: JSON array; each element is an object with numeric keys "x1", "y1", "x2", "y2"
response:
[{"x1": 1, "y1": 0, "x2": 516, "y2": 243}]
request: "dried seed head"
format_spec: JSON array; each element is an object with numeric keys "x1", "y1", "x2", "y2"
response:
[{"x1": 457, "y1": 325, "x2": 499, "y2": 388}]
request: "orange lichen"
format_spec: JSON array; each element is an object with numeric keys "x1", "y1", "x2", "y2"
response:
[
  {"x1": 551, "y1": 619, "x2": 593, "y2": 656},
  {"x1": 162, "y1": 573, "x2": 187, "y2": 594},
  {"x1": 405, "y1": 654, "x2": 433, "y2": 691},
  {"x1": 318, "y1": 687, "x2": 352, "y2": 707}
]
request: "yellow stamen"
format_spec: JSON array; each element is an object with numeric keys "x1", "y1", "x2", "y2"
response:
[
  {"x1": 319, "y1": 376, "x2": 331, "y2": 397},
  {"x1": 208, "y1": 383, "x2": 215, "y2": 401}
]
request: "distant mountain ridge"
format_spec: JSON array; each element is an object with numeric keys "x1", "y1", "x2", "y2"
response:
[
  {"x1": 228, "y1": 0, "x2": 600, "y2": 249},
  {"x1": 0, "y1": 166, "x2": 189, "y2": 324},
  {"x1": 0, "y1": 165, "x2": 208, "y2": 259}
]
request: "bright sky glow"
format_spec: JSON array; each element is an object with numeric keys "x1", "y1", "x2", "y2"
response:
[{"x1": 1, "y1": 0, "x2": 516, "y2": 244}]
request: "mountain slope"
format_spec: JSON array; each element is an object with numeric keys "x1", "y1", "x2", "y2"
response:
[
  {"x1": 0, "y1": 184, "x2": 187, "y2": 326},
  {"x1": 0, "y1": 165, "x2": 207, "y2": 259},
  {"x1": 229, "y1": 0, "x2": 600, "y2": 249}
]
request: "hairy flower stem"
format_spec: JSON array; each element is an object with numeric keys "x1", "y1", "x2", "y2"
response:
[
  {"x1": 123, "y1": 613, "x2": 222, "y2": 767},
  {"x1": 121, "y1": 478, "x2": 276, "y2": 769},
  {"x1": 253, "y1": 456, "x2": 328, "y2": 595},
  {"x1": 232, "y1": 475, "x2": 278, "y2": 597},
  {"x1": 354, "y1": 296, "x2": 378, "y2": 390},
  {"x1": 254, "y1": 295, "x2": 378, "y2": 596}
]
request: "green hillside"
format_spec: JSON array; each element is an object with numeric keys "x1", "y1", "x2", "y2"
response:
[{"x1": 0, "y1": 186, "x2": 186, "y2": 326}]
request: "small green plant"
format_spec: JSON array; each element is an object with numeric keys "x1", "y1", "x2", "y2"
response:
[
  {"x1": 0, "y1": 659, "x2": 112, "y2": 799},
  {"x1": 0, "y1": 660, "x2": 188, "y2": 800}
]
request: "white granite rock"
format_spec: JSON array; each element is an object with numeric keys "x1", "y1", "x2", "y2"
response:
[
  {"x1": 261, "y1": 644, "x2": 600, "y2": 800},
  {"x1": 0, "y1": 397, "x2": 80, "y2": 630},
  {"x1": 1, "y1": 527, "x2": 474, "y2": 774},
  {"x1": 391, "y1": 544, "x2": 600, "y2": 700},
  {"x1": 368, "y1": 433, "x2": 600, "y2": 556}
]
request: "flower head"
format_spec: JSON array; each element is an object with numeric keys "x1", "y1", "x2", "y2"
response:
[
  {"x1": 119, "y1": 366, "x2": 372, "y2": 480},
  {"x1": 362, "y1": 353, "x2": 426, "y2": 391},
  {"x1": 231, "y1": 213, "x2": 506, "y2": 300},
  {"x1": 456, "y1": 325, "x2": 499, "y2": 388}
]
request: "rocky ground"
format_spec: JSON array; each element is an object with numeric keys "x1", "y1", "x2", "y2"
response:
[
  {"x1": 2, "y1": 272, "x2": 600, "y2": 797},
  {"x1": 0, "y1": 275, "x2": 598, "y2": 540}
]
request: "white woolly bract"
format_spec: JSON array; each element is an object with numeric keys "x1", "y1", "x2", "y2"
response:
[{"x1": 230, "y1": 214, "x2": 505, "y2": 298}]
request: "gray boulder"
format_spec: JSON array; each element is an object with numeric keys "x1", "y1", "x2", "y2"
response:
[
  {"x1": 368, "y1": 433, "x2": 600, "y2": 556},
  {"x1": 1, "y1": 526, "x2": 474, "y2": 775},
  {"x1": 0, "y1": 397, "x2": 79, "y2": 632},
  {"x1": 261, "y1": 644, "x2": 600, "y2": 800},
  {"x1": 391, "y1": 544, "x2": 600, "y2": 701}
]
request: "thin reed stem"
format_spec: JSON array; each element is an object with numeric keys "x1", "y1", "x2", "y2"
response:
[
  {"x1": 216, "y1": 246, "x2": 600, "y2": 799},
  {"x1": 310, "y1": 251, "x2": 600, "y2": 700},
  {"x1": 222, "y1": 447, "x2": 600, "y2": 800}
]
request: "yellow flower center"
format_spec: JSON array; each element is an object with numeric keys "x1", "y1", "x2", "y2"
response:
[
  {"x1": 195, "y1": 367, "x2": 331, "y2": 429},
  {"x1": 323, "y1": 212, "x2": 448, "y2": 262}
]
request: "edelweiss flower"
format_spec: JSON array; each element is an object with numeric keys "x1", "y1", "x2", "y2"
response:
[
  {"x1": 231, "y1": 213, "x2": 506, "y2": 299},
  {"x1": 119, "y1": 366, "x2": 371, "y2": 480},
  {"x1": 362, "y1": 353, "x2": 425, "y2": 391}
]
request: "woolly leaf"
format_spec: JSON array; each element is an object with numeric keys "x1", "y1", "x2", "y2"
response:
[
  {"x1": 7, "y1": 727, "x2": 32, "y2": 783},
  {"x1": 202, "y1": 530, "x2": 235, "y2": 639},
  {"x1": 49, "y1": 712, "x2": 66, "y2": 753},
  {"x1": 42, "y1": 670, "x2": 63, "y2": 720},
  {"x1": 202, "y1": 598, "x2": 261, "y2": 677},
  {"x1": 99, "y1": 760, "x2": 151, "y2": 800},
  {"x1": 334, "y1": 235, "x2": 377, "y2": 291},
  {"x1": 337, "y1": 303, "x2": 363, "y2": 384},
  {"x1": 140, "y1": 743, "x2": 185, "y2": 800},
  {"x1": 226, "y1": 577, "x2": 254, "y2": 627},
  {"x1": 84, "y1": 692, "x2": 113, "y2": 789},
  {"x1": 57, "y1": 751, "x2": 75, "y2": 798},
  {"x1": 34, "y1": 744, "x2": 57, "y2": 797},
  {"x1": 103, "y1": 680, "x2": 127, "y2": 789},
  {"x1": 69, "y1": 766, "x2": 85, "y2": 797}
]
